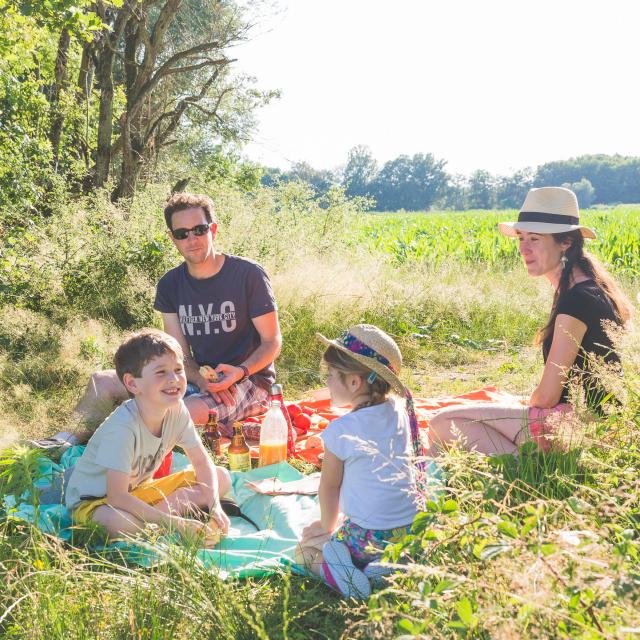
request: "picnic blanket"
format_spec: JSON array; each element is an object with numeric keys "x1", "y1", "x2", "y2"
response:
[
  {"x1": 2, "y1": 387, "x2": 501, "y2": 575},
  {"x1": 223, "y1": 385, "x2": 518, "y2": 465},
  {"x1": 2, "y1": 449, "x2": 320, "y2": 577}
]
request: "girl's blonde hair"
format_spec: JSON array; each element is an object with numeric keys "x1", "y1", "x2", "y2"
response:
[{"x1": 323, "y1": 346, "x2": 391, "y2": 411}]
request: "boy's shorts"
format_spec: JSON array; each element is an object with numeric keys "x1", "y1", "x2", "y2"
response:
[
  {"x1": 185, "y1": 377, "x2": 269, "y2": 436},
  {"x1": 71, "y1": 468, "x2": 197, "y2": 524}
]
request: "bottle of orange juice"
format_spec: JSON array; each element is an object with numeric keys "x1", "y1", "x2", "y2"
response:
[{"x1": 258, "y1": 401, "x2": 288, "y2": 467}]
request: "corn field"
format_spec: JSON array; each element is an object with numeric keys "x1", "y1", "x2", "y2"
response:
[{"x1": 359, "y1": 206, "x2": 640, "y2": 275}]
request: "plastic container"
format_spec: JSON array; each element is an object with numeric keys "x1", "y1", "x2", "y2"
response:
[
  {"x1": 153, "y1": 449, "x2": 173, "y2": 479},
  {"x1": 270, "y1": 383, "x2": 296, "y2": 457},
  {"x1": 258, "y1": 401, "x2": 288, "y2": 467}
]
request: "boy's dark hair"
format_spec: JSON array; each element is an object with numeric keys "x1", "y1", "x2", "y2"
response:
[
  {"x1": 114, "y1": 329, "x2": 184, "y2": 386},
  {"x1": 163, "y1": 192, "x2": 215, "y2": 229}
]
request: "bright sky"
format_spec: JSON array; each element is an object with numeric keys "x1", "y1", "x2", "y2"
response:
[{"x1": 233, "y1": 0, "x2": 640, "y2": 176}]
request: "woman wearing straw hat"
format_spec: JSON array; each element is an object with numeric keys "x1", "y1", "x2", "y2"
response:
[
  {"x1": 296, "y1": 324, "x2": 428, "y2": 600},
  {"x1": 429, "y1": 186, "x2": 633, "y2": 455}
]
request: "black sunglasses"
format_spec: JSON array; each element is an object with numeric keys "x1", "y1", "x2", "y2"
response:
[{"x1": 171, "y1": 223, "x2": 212, "y2": 240}]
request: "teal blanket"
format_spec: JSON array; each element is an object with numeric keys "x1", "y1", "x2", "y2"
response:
[{"x1": 2, "y1": 447, "x2": 319, "y2": 578}]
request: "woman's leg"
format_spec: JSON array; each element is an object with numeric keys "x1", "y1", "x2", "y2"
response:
[{"x1": 429, "y1": 402, "x2": 529, "y2": 455}]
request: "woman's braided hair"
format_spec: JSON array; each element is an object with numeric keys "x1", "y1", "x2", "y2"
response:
[
  {"x1": 322, "y1": 346, "x2": 391, "y2": 411},
  {"x1": 538, "y1": 229, "x2": 633, "y2": 350}
]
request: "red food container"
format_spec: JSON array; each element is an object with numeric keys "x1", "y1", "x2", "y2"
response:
[{"x1": 153, "y1": 450, "x2": 173, "y2": 479}]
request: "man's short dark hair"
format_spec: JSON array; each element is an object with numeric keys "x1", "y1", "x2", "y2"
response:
[
  {"x1": 114, "y1": 329, "x2": 184, "y2": 385},
  {"x1": 163, "y1": 192, "x2": 215, "y2": 229}
]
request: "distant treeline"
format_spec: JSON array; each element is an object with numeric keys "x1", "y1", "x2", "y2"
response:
[{"x1": 262, "y1": 148, "x2": 640, "y2": 211}]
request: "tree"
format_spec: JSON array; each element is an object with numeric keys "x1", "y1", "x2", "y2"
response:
[
  {"x1": 288, "y1": 161, "x2": 336, "y2": 197},
  {"x1": 372, "y1": 153, "x2": 447, "y2": 211},
  {"x1": 438, "y1": 174, "x2": 468, "y2": 210},
  {"x1": 495, "y1": 168, "x2": 534, "y2": 209},
  {"x1": 0, "y1": 0, "x2": 275, "y2": 210},
  {"x1": 100, "y1": 0, "x2": 273, "y2": 200},
  {"x1": 562, "y1": 178, "x2": 595, "y2": 209},
  {"x1": 342, "y1": 145, "x2": 377, "y2": 201},
  {"x1": 535, "y1": 155, "x2": 640, "y2": 204},
  {"x1": 466, "y1": 170, "x2": 496, "y2": 209}
]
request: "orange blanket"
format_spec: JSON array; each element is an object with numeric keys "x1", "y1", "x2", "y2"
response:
[{"x1": 221, "y1": 386, "x2": 515, "y2": 466}]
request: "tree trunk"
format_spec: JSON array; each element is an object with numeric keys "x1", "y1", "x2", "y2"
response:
[
  {"x1": 49, "y1": 28, "x2": 71, "y2": 170},
  {"x1": 93, "y1": 0, "x2": 135, "y2": 190},
  {"x1": 94, "y1": 41, "x2": 115, "y2": 188},
  {"x1": 75, "y1": 41, "x2": 95, "y2": 176}
]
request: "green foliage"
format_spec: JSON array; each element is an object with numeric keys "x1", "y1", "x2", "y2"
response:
[
  {"x1": 343, "y1": 144, "x2": 378, "y2": 201},
  {"x1": 563, "y1": 177, "x2": 596, "y2": 209},
  {"x1": 0, "y1": 445, "x2": 43, "y2": 499},
  {"x1": 0, "y1": 186, "x2": 639, "y2": 639},
  {"x1": 359, "y1": 207, "x2": 640, "y2": 276},
  {"x1": 371, "y1": 152, "x2": 448, "y2": 211},
  {"x1": 535, "y1": 154, "x2": 640, "y2": 204}
]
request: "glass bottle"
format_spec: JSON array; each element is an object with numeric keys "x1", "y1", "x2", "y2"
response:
[
  {"x1": 204, "y1": 409, "x2": 221, "y2": 456},
  {"x1": 228, "y1": 422, "x2": 252, "y2": 472},
  {"x1": 258, "y1": 401, "x2": 288, "y2": 466}
]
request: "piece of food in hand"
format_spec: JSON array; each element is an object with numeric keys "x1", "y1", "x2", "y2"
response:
[
  {"x1": 202, "y1": 522, "x2": 223, "y2": 548},
  {"x1": 287, "y1": 403, "x2": 302, "y2": 418},
  {"x1": 199, "y1": 365, "x2": 219, "y2": 382},
  {"x1": 305, "y1": 434, "x2": 324, "y2": 450},
  {"x1": 316, "y1": 418, "x2": 330, "y2": 429}
]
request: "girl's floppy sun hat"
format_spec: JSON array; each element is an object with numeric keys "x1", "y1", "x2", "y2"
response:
[
  {"x1": 498, "y1": 186, "x2": 596, "y2": 239},
  {"x1": 316, "y1": 324, "x2": 405, "y2": 395}
]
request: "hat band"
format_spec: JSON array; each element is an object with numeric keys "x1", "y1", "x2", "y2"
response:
[
  {"x1": 518, "y1": 211, "x2": 579, "y2": 226},
  {"x1": 338, "y1": 331, "x2": 397, "y2": 373}
]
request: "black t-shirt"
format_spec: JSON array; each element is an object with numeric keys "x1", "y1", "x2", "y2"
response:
[
  {"x1": 154, "y1": 255, "x2": 277, "y2": 388},
  {"x1": 542, "y1": 279, "x2": 621, "y2": 408}
]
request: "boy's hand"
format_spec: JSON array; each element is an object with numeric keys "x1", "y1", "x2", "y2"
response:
[
  {"x1": 176, "y1": 518, "x2": 225, "y2": 549},
  {"x1": 176, "y1": 517, "x2": 207, "y2": 538},
  {"x1": 209, "y1": 501, "x2": 230, "y2": 535}
]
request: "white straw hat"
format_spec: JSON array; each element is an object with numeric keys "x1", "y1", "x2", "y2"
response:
[{"x1": 498, "y1": 186, "x2": 596, "y2": 239}]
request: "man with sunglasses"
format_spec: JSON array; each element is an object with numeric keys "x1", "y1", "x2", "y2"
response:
[
  {"x1": 154, "y1": 192, "x2": 281, "y2": 434},
  {"x1": 71, "y1": 192, "x2": 281, "y2": 438}
]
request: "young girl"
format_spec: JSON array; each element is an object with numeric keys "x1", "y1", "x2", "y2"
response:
[{"x1": 297, "y1": 324, "x2": 426, "y2": 599}]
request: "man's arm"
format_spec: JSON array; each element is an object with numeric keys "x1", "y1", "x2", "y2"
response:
[{"x1": 207, "y1": 310, "x2": 282, "y2": 393}]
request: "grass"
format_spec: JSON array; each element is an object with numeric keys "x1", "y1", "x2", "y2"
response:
[{"x1": 1, "y1": 187, "x2": 639, "y2": 638}]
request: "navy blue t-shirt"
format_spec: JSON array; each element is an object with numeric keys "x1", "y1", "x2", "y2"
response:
[{"x1": 154, "y1": 255, "x2": 277, "y2": 388}]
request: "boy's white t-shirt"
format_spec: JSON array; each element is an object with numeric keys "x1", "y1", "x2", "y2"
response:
[
  {"x1": 320, "y1": 399, "x2": 420, "y2": 530},
  {"x1": 65, "y1": 399, "x2": 201, "y2": 510}
]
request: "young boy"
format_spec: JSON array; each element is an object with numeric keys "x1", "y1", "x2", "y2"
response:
[{"x1": 65, "y1": 329, "x2": 231, "y2": 540}]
